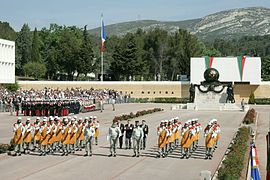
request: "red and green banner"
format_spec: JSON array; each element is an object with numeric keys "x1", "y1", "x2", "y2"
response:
[
  {"x1": 237, "y1": 56, "x2": 247, "y2": 81},
  {"x1": 205, "y1": 56, "x2": 214, "y2": 69}
]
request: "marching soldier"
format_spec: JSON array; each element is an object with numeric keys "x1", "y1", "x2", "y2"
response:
[
  {"x1": 76, "y1": 118, "x2": 85, "y2": 151},
  {"x1": 125, "y1": 120, "x2": 133, "y2": 149},
  {"x1": 33, "y1": 117, "x2": 41, "y2": 151},
  {"x1": 13, "y1": 117, "x2": 25, "y2": 156},
  {"x1": 211, "y1": 119, "x2": 221, "y2": 150},
  {"x1": 204, "y1": 120, "x2": 217, "y2": 160},
  {"x1": 132, "y1": 120, "x2": 144, "y2": 157},
  {"x1": 157, "y1": 121, "x2": 167, "y2": 158},
  {"x1": 140, "y1": 119, "x2": 149, "y2": 150},
  {"x1": 69, "y1": 118, "x2": 78, "y2": 154},
  {"x1": 23, "y1": 118, "x2": 33, "y2": 154},
  {"x1": 180, "y1": 121, "x2": 193, "y2": 159},
  {"x1": 47, "y1": 117, "x2": 55, "y2": 153},
  {"x1": 84, "y1": 121, "x2": 95, "y2": 157},
  {"x1": 174, "y1": 117, "x2": 182, "y2": 147},
  {"x1": 108, "y1": 121, "x2": 121, "y2": 157},
  {"x1": 61, "y1": 118, "x2": 71, "y2": 156},
  {"x1": 193, "y1": 119, "x2": 202, "y2": 150},
  {"x1": 93, "y1": 116, "x2": 100, "y2": 145},
  {"x1": 39, "y1": 118, "x2": 49, "y2": 156},
  {"x1": 166, "y1": 120, "x2": 174, "y2": 153},
  {"x1": 53, "y1": 117, "x2": 62, "y2": 152}
]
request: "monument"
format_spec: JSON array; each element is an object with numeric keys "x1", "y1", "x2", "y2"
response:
[{"x1": 187, "y1": 68, "x2": 242, "y2": 111}]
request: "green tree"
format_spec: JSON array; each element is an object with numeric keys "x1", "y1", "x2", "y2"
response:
[
  {"x1": 76, "y1": 25, "x2": 95, "y2": 80},
  {"x1": 30, "y1": 28, "x2": 41, "y2": 62},
  {"x1": 0, "y1": 21, "x2": 16, "y2": 41},
  {"x1": 23, "y1": 62, "x2": 46, "y2": 79},
  {"x1": 15, "y1": 24, "x2": 32, "y2": 75}
]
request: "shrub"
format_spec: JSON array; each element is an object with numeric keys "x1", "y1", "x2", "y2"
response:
[
  {"x1": 0, "y1": 143, "x2": 12, "y2": 154},
  {"x1": 248, "y1": 91, "x2": 255, "y2": 104},
  {"x1": 217, "y1": 127, "x2": 250, "y2": 180},
  {"x1": 3, "y1": 81, "x2": 19, "y2": 92},
  {"x1": 243, "y1": 108, "x2": 257, "y2": 124},
  {"x1": 254, "y1": 98, "x2": 270, "y2": 104},
  {"x1": 112, "y1": 108, "x2": 163, "y2": 122},
  {"x1": 23, "y1": 62, "x2": 46, "y2": 79}
]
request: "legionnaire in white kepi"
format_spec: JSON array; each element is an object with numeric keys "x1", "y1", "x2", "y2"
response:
[
  {"x1": 84, "y1": 122, "x2": 95, "y2": 157},
  {"x1": 132, "y1": 120, "x2": 144, "y2": 157},
  {"x1": 108, "y1": 121, "x2": 121, "y2": 157}
]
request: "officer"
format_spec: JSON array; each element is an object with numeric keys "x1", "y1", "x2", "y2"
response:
[
  {"x1": 118, "y1": 121, "x2": 125, "y2": 149},
  {"x1": 140, "y1": 120, "x2": 149, "y2": 150},
  {"x1": 108, "y1": 121, "x2": 121, "y2": 157},
  {"x1": 132, "y1": 121, "x2": 144, "y2": 157},
  {"x1": 84, "y1": 121, "x2": 95, "y2": 157},
  {"x1": 125, "y1": 120, "x2": 134, "y2": 149},
  {"x1": 23, "y1": 118, "x2": 33, "y2": 154},
  {"x1": 13, "y1": 117, "x2": 25, "y2": 156}
]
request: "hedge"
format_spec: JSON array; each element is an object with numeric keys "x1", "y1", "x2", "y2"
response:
[
  {"x1": 217, "y1": 126, "x2": 250, "y2": 180},
  {"x1": 128, "y1": 98, "x2": 189, "y2": 104},
  {"x1": 243, "y1": 108, "x2": 257, "y2": 124},
  {"x1": 254, "y1": 98, "x2": 270, "y2": 105},
  {"x1": 0, "y1": 143, "x2": 13, "y2": 154},
  {"x1": 113, "y1": 108, "x2": 163, "y2": 122}
]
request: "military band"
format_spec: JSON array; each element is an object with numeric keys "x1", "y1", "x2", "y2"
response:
[{"x1": 11, "y1": 116, "x2": 220, "y2": 160}]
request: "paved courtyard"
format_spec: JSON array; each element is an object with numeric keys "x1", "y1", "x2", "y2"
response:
[{"x1": 0, "y1": 103, "x2": 266, "y2": 180}]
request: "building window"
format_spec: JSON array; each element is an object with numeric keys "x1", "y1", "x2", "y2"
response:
[
  {"x1": 148, "y1": 91, "x2": 150, "y2": 94},
  {"x1": 130, "y1": 91, "x2": 133, "y2": 94},
  {"x1": 153, "y1": 91, "x2": 155, "y2": 94},
  {"x1": 172, "y1": 92, "x2": 174, "y2": 94},
  {"x1": 159, "y1": 91, "x2": 162, "y2": 94},
  {"x1": 165, "y1": 91, "x2": 168, "y2": 94},
  {"x1": 141, "y1": 91, "x2": 144, "y2": 94}
]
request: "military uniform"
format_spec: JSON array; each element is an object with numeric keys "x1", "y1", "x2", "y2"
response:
[
  {"x1": 140, "y1": 120, "x2": 148, "y2": 150},
  {"x1": 125, "y1": 122, "x2": 133, "y2": 149},
  {"x1": 108, "y1": 122, "x2": 121, "y2": 157},
  {"x1": 132, "y1": 121, "x2": 144, "y2": 157},
  {"x1": 84, "y1": 123, "x2": 95, "y2": 156},
  {"x1": 33, "y1": 117, "x2": 41, "y2": 150},
  {"x1": 157, "y1": 121, "x2": 167, "y2": 158},
  {"x1": 39, "y1": 118, "x2": 49, "y2": 156},
  {"x1": 69, "y1": 120, "x2": 78, "y2": 154},
  {"x1": 93, "y1": 117, "x2": 100, "y2": 145},
  {"x1": 76, "y1": 118, "x2": 85, "y2": 151},
  {"x1": 53, "y1": 118, "x2": 62, "y2": 152},
  {"x1": 13, "y1": 118, "x2": 25, "y2": 156},
  {"x1": 23, "y1": 118, "x2": 33, "y2": 154},
  {"x1": 61, "y1": 119, "x2": 71, "y2": 156}
]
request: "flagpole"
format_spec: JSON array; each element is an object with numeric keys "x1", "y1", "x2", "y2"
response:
[
  {"x1": 101, "y1": 51, "x2": 103, "y2": 81},
  {"x1": 100, "y1": 13, "x2": 103, "y2": 81}
]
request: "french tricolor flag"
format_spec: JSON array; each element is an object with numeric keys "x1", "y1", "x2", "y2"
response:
[
  {"x1": 250, "y1": 144, "x2": 261, "y2": 180},
  {"x1": 101, "y1": 14, "x2": 106, "y2": 52}
]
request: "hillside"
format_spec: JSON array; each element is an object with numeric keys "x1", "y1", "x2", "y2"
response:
[{"x1": 89, "y1": 7, "x2": 270, "y2": 40}]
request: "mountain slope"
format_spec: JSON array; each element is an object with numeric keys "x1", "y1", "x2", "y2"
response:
[{"x1": 89, "y1": 7, "x2": 270, "y2": 40}]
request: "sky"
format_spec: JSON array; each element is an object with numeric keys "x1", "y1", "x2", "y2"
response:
[{"x1": 1, "y1": 0, "x2": 270, "y2": 31}]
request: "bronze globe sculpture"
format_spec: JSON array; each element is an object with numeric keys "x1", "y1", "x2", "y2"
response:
[{"x1": 204, "y1": 68, "x2": 219, "y2": 82}]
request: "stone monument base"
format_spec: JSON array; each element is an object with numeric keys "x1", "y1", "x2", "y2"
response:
[{"x1": 187, "y1": 102, "x2": 242, "y2": 111}]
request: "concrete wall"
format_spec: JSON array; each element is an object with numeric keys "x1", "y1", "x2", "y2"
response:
[
  {"x1": 0, "y1": 38, "x2": 15, "y2": 84},
  {"x1": 18, "y1": 81, "x2": 270, "y2": 102}
]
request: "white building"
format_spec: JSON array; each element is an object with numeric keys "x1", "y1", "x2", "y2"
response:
[
  {"x1": 190, "y1": 57, "x2": 261, "y2": 85},
  {"x1": 0, "y1": 38, "x2": 15, "y2": 84}
]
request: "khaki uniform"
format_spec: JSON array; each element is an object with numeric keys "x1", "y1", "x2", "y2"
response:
[
  {"x1": 23, "y1": 123, "x2": 33, "y2": 154},
  {"x1": 13, "y1": 123, "x2": 25, "y2": 155}
]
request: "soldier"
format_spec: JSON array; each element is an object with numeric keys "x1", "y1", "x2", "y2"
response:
[
  {"x1": 53, "y1": 117, "x2": 62, "y2": 152},
  {"x1": 174, "y1": 117, "x2": 182, "y2": 147},
  {"x1": 76, "y1": 118, "x2": 85, "y2": 151},
  {"x1": 33, "y1": 117, "x2": 41, "y2": 151},
  {"x1": 180, "y1": 121, "x2": 192, "y2": 159},
  {"x1": 125, "y1": 120, "x2": 133, "y2": 149},
  {"x1": 108, "y1": 121, "x2": 121, "y2": 157},
  {"x1": 39, "y1": 118, "x2": 49, "y2": 156},
  {"x1": 69, "y1": 118, "x2": 78, "y2": 154},
  {"x1": 140, "y1": 119, "x2": 149, "y2": 150},
  {"x1": 84, "y1": 121, "x2": 95, "y2": 157},
  {"x1": 93, "y1": 116, "x2": 100, "y2": 145},
  {"x1": 132, "y1": 121, "x2": 144, "y2": 157},
  {"x1": 211, "y1": 119, "x2": 221, "y2": 150},
  {"x1": 118, "y1": 121, "x2": 125, "y2": 149},
  {"x1": 193, "y1": 119, "x2": 202, "y2": 151},
  {"x1": 204, "y1": 120, "x2": 216, "y2": 160},
  {"x1": 23, "y1": 118, "x2": 33, "y2": 154},
  {"x1": 157, "y1": 121, "x2": 167, "y2": 158},
  {"x1": 13, "y1": 117, "x2": 25, "y2": 156},
  {"x1": 47, "y1": 117, "x2": 55, "y2": 153},
  {"x1": 61, "y1": 118, "x2": 71, "y2": 156}
]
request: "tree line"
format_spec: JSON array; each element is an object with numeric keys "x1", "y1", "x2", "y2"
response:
[{"x1": 1, "y1": 21, "x2": 270, "y2": 81}]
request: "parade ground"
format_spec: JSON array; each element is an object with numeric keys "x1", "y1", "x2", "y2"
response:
[{"x1": 0, "y1": 103, "x2": 268, "y2": 180}]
